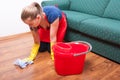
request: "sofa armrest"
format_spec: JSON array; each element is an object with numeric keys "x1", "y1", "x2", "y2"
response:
[{"x1": 41, "y1": 0, "x2": 70, "y2": 10}]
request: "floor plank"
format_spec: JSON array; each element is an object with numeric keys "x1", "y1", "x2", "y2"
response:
[{"x1": 0, "y1": 32, "x2": 119, "y2": 80}]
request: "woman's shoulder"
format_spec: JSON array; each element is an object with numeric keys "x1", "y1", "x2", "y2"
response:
[
  {"x1": 43, "y1": 5, "x2": 60, "y2": 10},
  {"x1": 43, "y1": 6, "x2": 62, "y2": 23},
  {"x1": 43, "y1": 5, "x2": 62, "y2": 14}
]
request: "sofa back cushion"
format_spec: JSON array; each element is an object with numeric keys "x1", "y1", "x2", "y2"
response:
[
  {"x1": 103, "y1": 0, "x2": 120, "y2": 20},
  {"x1": 69, "y1": 0, "x2": 110, "y2": 16},
  {"x1": 41, "y1": 0, "x2": 70, "y2": 10}
]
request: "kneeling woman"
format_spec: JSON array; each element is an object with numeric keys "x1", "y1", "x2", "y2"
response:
[{"x1": 20, "y1": 2, "x2": 67, "y2": 64}]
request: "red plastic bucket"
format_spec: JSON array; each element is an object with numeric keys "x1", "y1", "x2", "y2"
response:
[{"x1": 52, "y1": 41, "x2": 92, "y2": 76}]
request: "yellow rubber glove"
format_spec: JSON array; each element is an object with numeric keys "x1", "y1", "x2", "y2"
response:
[
  {"x1": 24, "y1": 43, "x2": 40, "y2": 61},
  {"x1": 50, "y1": 42, "x2": 55, "y2": 60},
  {"x1": 14, "y1": 43, "x2": 40, "y2": 68}
]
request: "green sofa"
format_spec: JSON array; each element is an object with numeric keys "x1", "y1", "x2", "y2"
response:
[{"x1": 41, "y1": 0, "x2": 120, "y2": 63}]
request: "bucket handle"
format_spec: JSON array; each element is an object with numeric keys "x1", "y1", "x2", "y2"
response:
[{"x1": 70, "y1": 41, "x2": 92, "y2": 57}]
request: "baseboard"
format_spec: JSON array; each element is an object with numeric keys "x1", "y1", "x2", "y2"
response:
[{"x1": 0, "y1": 32, "x2": 31, "y2": 41}]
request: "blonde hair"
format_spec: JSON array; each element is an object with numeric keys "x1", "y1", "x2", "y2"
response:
[{"x1": 21, "y1": 2, "x2": 42, "y2": 21}]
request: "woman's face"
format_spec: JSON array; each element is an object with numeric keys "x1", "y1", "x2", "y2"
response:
[{"x1": 24, "y1": 15, "x2": 41, "y2": 28}]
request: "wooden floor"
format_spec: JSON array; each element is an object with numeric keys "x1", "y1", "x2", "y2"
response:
[{"x1": 0, "y1": 32, "x2": 120, "y2": 80}]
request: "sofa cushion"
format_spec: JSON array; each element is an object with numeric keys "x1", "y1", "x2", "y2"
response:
[
  {"x1": 69, "y1": 0, "x2": 110, "y2": 16},
  {"x1": 103, "y1": 0, "x2": 120, "y2": 20},
  {"x1": 41, "y1": 0, "x2": 70, "y2": 10},
  {"x1": 79, "y1": 18, "x2": 120, "y2": 45},
  {"x1": 63, "y1": 10, "x2": 98, "y2": 29}
]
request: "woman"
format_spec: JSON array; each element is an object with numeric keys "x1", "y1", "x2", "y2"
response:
[{"x1": 14, "y1": 2, "x2": 67, "y2": 68}]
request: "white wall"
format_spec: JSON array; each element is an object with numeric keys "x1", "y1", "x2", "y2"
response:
[{"x1": 0, "y1": 0, "x2": 43, "y2": 37}]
